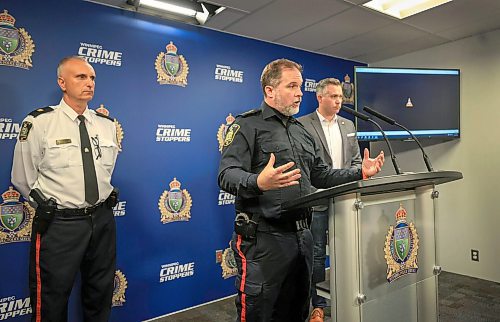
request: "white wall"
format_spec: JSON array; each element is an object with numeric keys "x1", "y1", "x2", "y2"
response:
[{"x1": 371, "y1": 28, "x2": 500, "y2": 282}]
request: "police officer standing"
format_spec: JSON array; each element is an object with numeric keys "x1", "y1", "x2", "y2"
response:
[
  {"x1": 218, "y1": 58, "x2": 384, "y2": 321},
  {"x1": 11, "y1": 56, "x2": 120, "y2": 322}
]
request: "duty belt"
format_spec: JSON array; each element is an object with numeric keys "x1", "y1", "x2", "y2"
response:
[
  {"x1": 55, "y1": 200, "x2": 106, "y2": 216},
  {"x1": 257, "y1": 216, "x2": 310, "y2": 233}
]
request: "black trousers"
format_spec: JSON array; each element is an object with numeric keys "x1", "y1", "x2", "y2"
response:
[
  {"x1": 29, "y1": 205, "x2": 116, "y2": 322},
  {"x1": 231, "y1": 227, "x2": 313, "y2": 322}
]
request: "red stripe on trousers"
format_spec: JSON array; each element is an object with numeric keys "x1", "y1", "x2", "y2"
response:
[
  {"x1": 35, "y1": 233, "x2": 42, "y2": 322},
  {"x1": 236, "y1": 235, "x2": 247, "y2": 322}
]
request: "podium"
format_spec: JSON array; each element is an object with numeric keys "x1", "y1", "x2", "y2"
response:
[{"x1": 283, "y1": 171, "x2": 462, "y2": 322}]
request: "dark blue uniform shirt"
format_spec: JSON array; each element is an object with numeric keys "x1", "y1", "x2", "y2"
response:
[{"x1": 218, "y1": 102, "x2": 362, "y2": 221}]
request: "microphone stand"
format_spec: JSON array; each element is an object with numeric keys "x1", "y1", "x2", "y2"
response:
[
  {"x1": 363, "y1": 106, "x2": 434, "y2": 172},
  {"x1": 342, "y1": 106, "x2": 402, "y2": 175}
]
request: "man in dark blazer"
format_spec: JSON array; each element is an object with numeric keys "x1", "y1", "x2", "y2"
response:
[{"x1": 298, "y1": 78, "x2": 362, "y2": 322}]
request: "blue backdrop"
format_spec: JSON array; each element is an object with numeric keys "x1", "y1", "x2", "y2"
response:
[{"x1": 0, "y1": 0, "x2": 364, "y2": 320}]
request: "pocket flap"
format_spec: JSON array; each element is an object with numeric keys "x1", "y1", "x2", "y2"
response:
[
  {"x1": 99, "y1": 139, "x2": 117, "y2": 148},
  {"x1": 261, "y1": 141, "x2": 288, "y2": 153}
]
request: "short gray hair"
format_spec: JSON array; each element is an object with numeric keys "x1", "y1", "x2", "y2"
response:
[
  {"x1": 315, "y1": 78, "x2": 341, "y2": 96},
  {"x1": 57, "y1": 56, "x2": 89, "y2": 77}
]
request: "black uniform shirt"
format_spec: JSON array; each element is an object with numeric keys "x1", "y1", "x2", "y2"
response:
[{"x1": 218, "y1": 102, "x2": 362, "y2": 220}]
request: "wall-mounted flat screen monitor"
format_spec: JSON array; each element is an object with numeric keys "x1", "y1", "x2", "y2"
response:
[{"x1": 354, "y1": 67, "x2": 460, "y2": 141}]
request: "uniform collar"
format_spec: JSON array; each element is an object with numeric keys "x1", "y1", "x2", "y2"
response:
[
  {"x1": 261, "y1": 101, "x2": 296, "y2": 125},
  {"x1": 60, "y1": 99, "x2": 94, "y2": 124}
]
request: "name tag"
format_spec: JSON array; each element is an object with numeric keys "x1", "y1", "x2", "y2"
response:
[
  {"x1": 347, "y1": 133, "x2": 356, "y2": 137},
  {"x1": 56, "y1": 139, "x2": 72, "y2": 145}
]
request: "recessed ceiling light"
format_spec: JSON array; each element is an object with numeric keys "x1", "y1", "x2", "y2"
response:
[{"x1": 363, "y1": 0, "x2": 453, "y2": 19}]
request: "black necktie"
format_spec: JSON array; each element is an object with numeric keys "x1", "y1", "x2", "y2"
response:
[{"x1": 78, "y1": 115, "x2": 99, "y2": 204}]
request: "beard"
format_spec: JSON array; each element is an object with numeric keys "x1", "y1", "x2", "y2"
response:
[
  {"x1": 281, "y1": 105, "x2": 299, "y2": 116},
  {"x1": 275, "y1": 93, "x2": 300, "y2": 116}
]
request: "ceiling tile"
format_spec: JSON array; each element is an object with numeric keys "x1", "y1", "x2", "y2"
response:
[
  {"x1": 206, "y1": 0, "x2": 274, "y2": 13},
  {"x1": 343, "y1": 0, "x2": 370, "y2": 4},
  {"x1": 278, "y1": 6, "x2": 393, "y2": 50},
  {"x1": 224, "y1": 0, "x2": 351, "y2": 41},
  {"x1": 435, "y1": 11, "x2": 500, "y2": 41},
  {"x1": 353, "y1": 34, "x2": 448, "y2": 63},
  {"x1": 403, "y1": 0, "x2": 494, "y2": 34},
  {"x1": 321, "y1": 22, "x2": 428, "y2": 58},
  {"x1": 204, "y1": 8, "x2": 247, "y2": 29}
]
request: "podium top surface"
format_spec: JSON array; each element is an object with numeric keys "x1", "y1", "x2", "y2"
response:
[{"x1": 283, "y1": 170, "x2": 462, "y2": 210}]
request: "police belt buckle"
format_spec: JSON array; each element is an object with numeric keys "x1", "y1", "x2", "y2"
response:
[{"x1": 295, "y1": 218, "x2": 309, "y2": 231}]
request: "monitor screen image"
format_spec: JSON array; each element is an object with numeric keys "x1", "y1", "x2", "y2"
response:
[{"x1": 354, "y1": 67, "x2": 460, "y2": 141}]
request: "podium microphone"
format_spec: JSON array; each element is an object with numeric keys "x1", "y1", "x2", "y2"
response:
[
  {"x1": 363, "y1": 106, "x2": 434, "y2": 172},
  {"x1": 341, "y1": 105, "x2": 402, "y2": 175}
]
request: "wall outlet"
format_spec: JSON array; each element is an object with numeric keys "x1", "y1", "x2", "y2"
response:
[{"x1": 471, "y1": 249, "x2": 479, "y2": 262}]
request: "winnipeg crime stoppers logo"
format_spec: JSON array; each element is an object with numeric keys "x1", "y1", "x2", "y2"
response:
[
  {"x1": 156, "y1": 124, "x2": 191, "y2": 142},
  {"x1": 218, "y1": 190, "x2": 235, "y2": 206},
  {"x1": 155, "y1": 41, "x2": 189, "y2": 87},
  {"x1": 159, "y1": 261, "x2": 195, "y2": 283},
  {"x1": 217, "y1": 113, "x2": 235, "y2": 152},
  {"x1": 112, "y1": 270, "x2": 127, "y2": 307},
  {"x1": 0, "y1": 295, "x2": 31, "y2": 320},
  {"x1": 0, "y1": 117, "x2": 20, "y2": 140},
  {"x1": 113, "y1": 200, "x2": 126, "y2": 217},
  {"x1": 304, "y1": 78, "x2": 318, "y2": 93},
  {"x1": 158, "y1": 178, "x2": 192, "y2": 224},
  {"x1": 0, "y1": 186, "x2": 34, "y2": 245},
  {"x1": 78, "y1": 42, "x2": 122, "y2": 67},
  {"x1": 0, "y1": 10, "x2": 35, "y2": 69},
  {"x1": 384, "y1": 205, "x2": 419, "y2": 283},
  {"x1": 215, "y1": 64, "x2": 243, "y2": 83},
  {"x1": 95, "y1": 104, "x2": 124, "y2": 151}
]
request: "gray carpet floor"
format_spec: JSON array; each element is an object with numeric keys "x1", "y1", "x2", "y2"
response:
[{"x1": 157, "y1": 271, "x2": 500, "y2": 321}]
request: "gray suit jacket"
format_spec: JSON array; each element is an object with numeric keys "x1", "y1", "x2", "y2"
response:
[{"x1": 298, "y1": 111, "x2": 362, "y2": 210}]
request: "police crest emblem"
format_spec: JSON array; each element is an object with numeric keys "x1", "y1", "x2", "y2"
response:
[
  {"x1": 155, "y1": 41, "x2": 189, "y2": 87},
  {"x1": 217, "y1": 113, "x2": 235, "y2": 153},
  {"x1": 384, "y1": 204, "x2": 419, "y2": 283},
  {"x1": 341, "y1": 74, "x2": 354, "y2": 105},
  {"x1": 96, "y1": 104, "x2": 124, "y2": 152},
  {"x1": 158, "y1": 178, "x2": 192, "y2": 223},
  {"x1": 0, "y1": 10, "x2": 35, "y2": 69},
  {"x1": 0, "y1": 186, "x2": 35, "y2": 244},
  {"x1": 112, "y1": 270, "x2": 128, "y2": 307},
  {"x1": 220, "y1": 243, "x2": 238, "y2": 279}
]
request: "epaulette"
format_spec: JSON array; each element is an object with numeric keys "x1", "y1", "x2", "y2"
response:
[
  {"x1": 28, "y1": 106, "x2": 53, "y2": 117},
  {"x1": 238, "y1": 109, "x2": 261, "y2": 118},
  {"x1": 95, "y1": 112, "x2": 114, "y2": 122}
]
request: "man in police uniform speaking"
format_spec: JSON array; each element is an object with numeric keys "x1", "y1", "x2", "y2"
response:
[
  {"x1": 218, "y1": 58, "x2": 384, "y2": 321},
  {"x1": 11, "y1": 56, "x2": 119, "y2": 322}
]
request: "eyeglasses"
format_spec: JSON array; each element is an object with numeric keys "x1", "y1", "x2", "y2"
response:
[{"x1": 91, "y1": 135, "x2": 102, "y2": 160}]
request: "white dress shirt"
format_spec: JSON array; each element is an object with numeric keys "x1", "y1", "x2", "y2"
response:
[
  {"x1": 316, "y1": 109, "x2": 343, "y2": 168},
  {"x1": 11, "y1": 99, "x2": 119, "y2": 208}
]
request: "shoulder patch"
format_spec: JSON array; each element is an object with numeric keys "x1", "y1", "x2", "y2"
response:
[
  {"x1": 223, "y1": 124, "x2": 240, "y2": 147},
  {"x1": 19, "y1": 121, "x2": 33, "y2": 141},
  {"x1": 95, "y1": 112, "x2": 114, "y2": 122},
  {"x1": 28, "y1": 106, "x2": 53, "y2": 118},
  {"x1": 239, "y1": 109, "x2": 260, "y2": 118}
]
